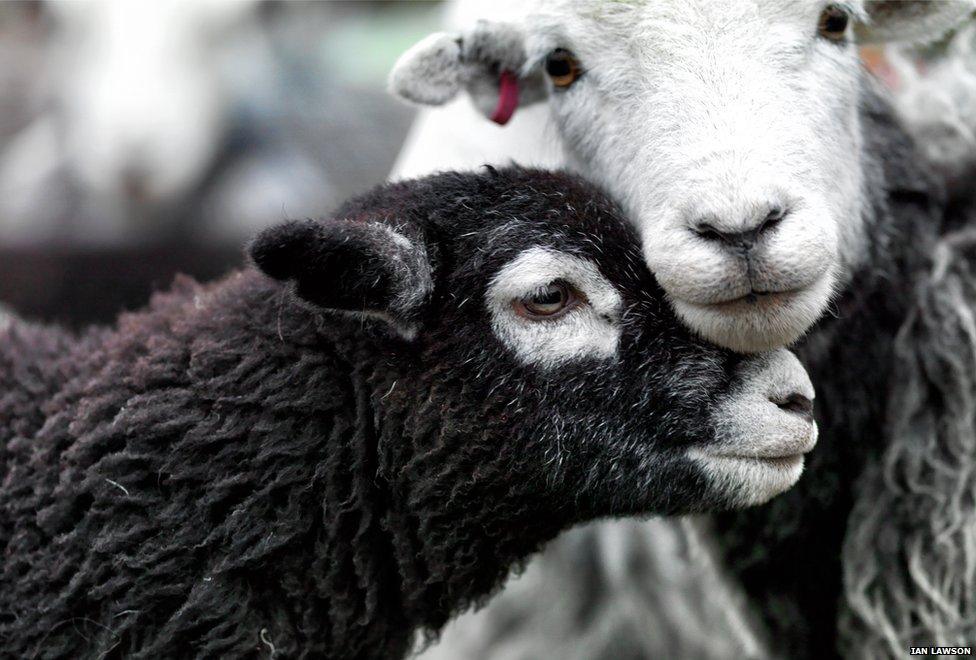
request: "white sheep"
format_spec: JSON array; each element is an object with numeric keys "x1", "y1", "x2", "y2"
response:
[{"x1": 391, "y1": 0, "x2": 973, "y2": 353}]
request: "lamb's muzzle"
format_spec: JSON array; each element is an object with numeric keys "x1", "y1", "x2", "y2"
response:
[{"x1": 691, "y1": 349, "x2": 818, "y2": 507}]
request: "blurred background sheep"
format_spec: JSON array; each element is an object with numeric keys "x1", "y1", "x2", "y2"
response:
[{"x1": 0, "y1": 0, "x2": 436, "y2": 326}]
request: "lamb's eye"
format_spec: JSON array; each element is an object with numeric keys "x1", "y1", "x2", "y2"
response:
[
  {"x1": 817, "y1": 4, "x2": 850, "y2": 41},
  {"x1": 513, "y1": 281, "x2": 582, "y2": 320},
  {"x1": 544, "y1": 49, "x2": 582, "y2": 88}
]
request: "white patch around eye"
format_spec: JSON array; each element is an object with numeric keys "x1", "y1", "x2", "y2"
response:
[{"x1": 487, "y1": 247, "x2": 622, "y2": 369}]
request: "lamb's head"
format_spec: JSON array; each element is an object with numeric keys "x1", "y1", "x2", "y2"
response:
[
  {"x1": 250, "y1": 168, "x2": 817, "y2": 516},
  {"x1": 391, "y1": 0, "x2": 974, "y2": 352}
]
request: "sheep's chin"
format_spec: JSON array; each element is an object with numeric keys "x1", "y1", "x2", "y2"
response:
[
  {"x1": 668, "y1": 273, "x2": 835, "y2": 354},
  {"x1": 691, "y1": 452, "x2": 809, "y2": 509},
  {"x1": 691, "y1": 349, "x2": 818, "y2": 508}
]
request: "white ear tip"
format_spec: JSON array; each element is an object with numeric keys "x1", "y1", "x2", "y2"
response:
[{"x1": 389, "y1": 32, "x2": 464, "y2": 105}]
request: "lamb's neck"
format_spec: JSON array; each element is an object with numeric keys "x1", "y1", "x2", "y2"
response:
[
  {"x1": 366, "y1": 385, "x2": 573, "y2": 644},
  {"x1": 382, "y1": 475, "x2": 569, "y2": 641}
]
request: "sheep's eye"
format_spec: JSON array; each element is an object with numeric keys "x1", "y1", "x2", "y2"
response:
[
  {"x1": 544, "y1": 49, "x2": 582, "y2": 88},
  {"x1": 513, "y1": 281, "x2": 582, "y2": 320},
  {"x1": 817, "y1": 4, "x2": 850, "y2": 41}
]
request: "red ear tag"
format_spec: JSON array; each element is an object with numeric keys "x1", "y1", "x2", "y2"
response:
[{"x1": 490, "y1": 70, "x2": 519, "y2": 125}]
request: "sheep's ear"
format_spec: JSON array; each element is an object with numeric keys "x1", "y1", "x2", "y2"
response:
[
  {"x1": 249, "y1": 219, "x2": 433, "y2": 334},
  {"x1": 389, "y1": 21, "x2": 547, "y2": 125},
  {"x1": 856, "y1": 1, "x2": 974, "y2": 44}
]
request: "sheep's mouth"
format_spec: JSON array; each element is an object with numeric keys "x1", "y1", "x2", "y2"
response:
[
  {"x1": 700, "y1": 288, "x2": 802, "y2": 311},
  {"x1": 669, "y1": 285, "x2": 814, "y2": 320},
  {"x1": 700, "y1": 450, "x2": 809, "y2": 468},
  {"x1": 688, "y1": 447, "x2": 810, "y2": 508},
  {"x1": 666, "y1": 274, "x2": 836, "y2": 353}
]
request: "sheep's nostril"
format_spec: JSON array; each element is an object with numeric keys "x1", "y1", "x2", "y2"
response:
[
  {"x1": 772, "y1": 392, "x2": 814, "y2": 422},
  {"x1": 759, "y1": 206, "x2": 786, "y2": 234},
  {"x1": 695, "y1": 226, "x2": 726, "y2": 243},
  {"x1": 692, "y1": 205, "x2": 789, "y2": 251}
]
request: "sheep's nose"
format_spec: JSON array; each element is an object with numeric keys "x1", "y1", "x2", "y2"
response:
[
  {"x1": 771, "y1": 391, "x2": 814, "y2": 423},
  {"x1": 693, "y1": 206, "x2": 787, "y2": 251}
]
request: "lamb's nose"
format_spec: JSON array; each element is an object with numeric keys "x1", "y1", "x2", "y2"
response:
[
  {"x1": 693, "y1": 206, "x2": 787, "y2": 251},
  {"x1": 771, "y1": 392, "x2": 814, "y2": 422}
]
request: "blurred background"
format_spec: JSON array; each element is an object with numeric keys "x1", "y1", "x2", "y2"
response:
[{"x1": 0, "y1": 0, "x2": 442, "y2": 327}]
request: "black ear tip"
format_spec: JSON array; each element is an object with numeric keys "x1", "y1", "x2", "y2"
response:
[{"x1": 249, "y1": 221, "x2": 315, "y2": 281}]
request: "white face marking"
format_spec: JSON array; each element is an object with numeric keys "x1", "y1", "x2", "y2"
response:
[
  {"x1": 487, "y1": 247, "x2": 622, "y2": 369},
  {"x1": 689, "y1": 349, "x2": 818, "y2": 507}
]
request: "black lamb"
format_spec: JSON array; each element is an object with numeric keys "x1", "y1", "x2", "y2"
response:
[{"x1": 0, "y1": 168, "x2": 817, "y2": 659}]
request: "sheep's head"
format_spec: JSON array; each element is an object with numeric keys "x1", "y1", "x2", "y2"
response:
[
  {"x1": 44, "y1": 0, "x2": 261, "y2": 205},
  {"x1": 390, "y1": 0, "x2": 975, "y2": 352},
  {"x1": 250, "y1": 168, "x2": 817, "y2": 516}
]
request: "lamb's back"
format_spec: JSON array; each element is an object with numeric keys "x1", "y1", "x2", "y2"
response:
[
  {"x1": 0, "y1": 314, "x2": 92, "y2": 478},
  {"x1": 0, "y1": 270, "x2": 372, "y2": 658}
]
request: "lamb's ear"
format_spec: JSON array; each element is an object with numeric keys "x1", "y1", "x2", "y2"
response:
[
  {"x1": 249, "y1": 219, "x2": 433, "y2": 333},
  {"x1": 389, "y1": 20, "x2": 547, "y2": 125},
  {"x1": 856, "y1": 1, "x2": 974, "y2": 44}
]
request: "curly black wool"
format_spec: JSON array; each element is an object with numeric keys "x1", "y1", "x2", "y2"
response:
[{"x1": 1, "y1": 168, "x2": 771, "y2": 659}]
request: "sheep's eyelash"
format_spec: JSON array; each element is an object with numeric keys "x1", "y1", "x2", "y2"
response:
[
  {"x1": 829, "y1": 1, "x2": 866, "y2": 25},
  {"x1": 511, "y1": 281, "x2": 589, "y2": 318},
  {"x1": 521, "y1": 280, "x2": 572, "y2": 298}
]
